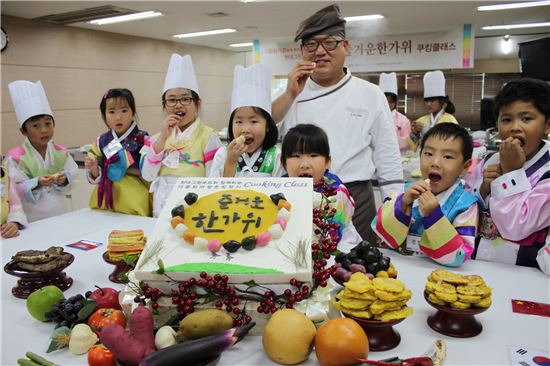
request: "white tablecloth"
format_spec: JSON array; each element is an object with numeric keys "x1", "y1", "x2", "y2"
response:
[{"x1": 2, "y1": 209, "x2": 549, "y2": 365}]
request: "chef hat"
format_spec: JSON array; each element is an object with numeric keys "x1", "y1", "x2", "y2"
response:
[
  {"x1": 8, "y1": 80, "x2": 53, "y2": 127},
  {"x1": 231, "y1": 64, "x2": 272, "y2": 115},
  {"x1": 423, "y1": 70, "x2": 446, "y2": 98},
  {"x1": 294, "y1": 4, "x2": 346, "y2": 42},
  {"x1": 379, "y1": 72, "x2": 398, "y2": 95},
  {"x1": 162, "y1": 54, "x2": 200, "y2": 96}
]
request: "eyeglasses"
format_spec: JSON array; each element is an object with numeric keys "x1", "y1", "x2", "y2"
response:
[
  {"x1": 164, "y1": 97, "x2": 193, "y2": 107},
  {"x1": 302, "y1": 38, "x2": 344, "y2": 52}
]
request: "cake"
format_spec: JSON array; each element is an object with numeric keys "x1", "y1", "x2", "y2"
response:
[{"x1": 133, "y1": 177, "x2": 313, "y2": 290}]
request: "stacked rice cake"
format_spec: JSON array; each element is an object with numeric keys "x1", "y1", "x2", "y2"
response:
[{"x1": 107, "y1": 230, "x2": 146, "y2": 262}]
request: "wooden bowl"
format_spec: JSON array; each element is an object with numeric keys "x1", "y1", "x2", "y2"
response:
[
  {"x1": 102, "y1": 252, "x2": 133, "y2": 284},
  {"x1": 424, "y1": 290, "x2": 490, "y2": 338},
  {"x1": 342, "y1": 312, "x2": 405, "y2": 351},
  {"x1": 4, "y1": 253, "x2": 74, "y2": 299}
]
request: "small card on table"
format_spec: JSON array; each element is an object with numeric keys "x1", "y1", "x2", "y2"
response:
[{"x1": 66, "y1": 240, "x2": 103, "y2": 251}]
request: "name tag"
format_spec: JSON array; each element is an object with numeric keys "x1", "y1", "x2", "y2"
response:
[
  {"x1": 102, "y1": 139, "x2": 123, "y2": 159},
  {"x1": 163, "y1": 151, "x2": 180, "y2": 169},
  {"x1": 405, "y1": 234, "x2": 426, "y2": 257}
]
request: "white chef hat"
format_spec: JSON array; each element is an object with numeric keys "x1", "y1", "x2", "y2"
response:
[
  {"x1": 230, "y1": 64, "x2": 272, "y2": 115},
  {"x1": 162, "y1": 54, "x2": 200, "y2": 96},
  {"x1": 379, "y1": 72, "x2": 398, "y2": 95},
  {"x1": 8, "y1": 80, "x2": 53, "y2": 127},
  {"x1": 423, "y1": 70, "x2": 446, "y2": 98}
]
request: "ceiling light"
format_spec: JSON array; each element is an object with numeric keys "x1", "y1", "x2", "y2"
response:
[
  {"x1": 482, "y1": 22, "x2": 550, "y2": 30},
  {"x1": 173, "y1": 28, "x2": 236, "y2": 39},
  {"x1": 87, "y1": 11, "x2": 162, "y2": 25},
  {"x1": 501, "y1": 35, "x2": 512, "y2": 54},
  {"x1": 345, "y1": 14, "x2": 384, "y2": 22},
  {"x1": 477, "y1": 0, "x2": 550, "y2": 11},
  {"x1": 229, "y1": 42, "x2": 253, "y2": 47}
]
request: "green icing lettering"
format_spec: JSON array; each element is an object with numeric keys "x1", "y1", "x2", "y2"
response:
[{"x1": 163, "y1": 262, "x2": 283, "y2": 274}]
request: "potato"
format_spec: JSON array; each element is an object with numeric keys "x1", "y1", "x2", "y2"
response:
[{"x1": 177, "y1": 309, "x2": 234, "y2": 340}]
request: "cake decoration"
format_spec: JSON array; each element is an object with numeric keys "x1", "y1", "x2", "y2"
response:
[{"x1": 170, "y1": 189, "x2": 291, "y2": 253}]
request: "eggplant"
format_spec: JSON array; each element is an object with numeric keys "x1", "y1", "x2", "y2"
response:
[{"x1": 139, "y1": 322, "x2": 255, "y2": 366}]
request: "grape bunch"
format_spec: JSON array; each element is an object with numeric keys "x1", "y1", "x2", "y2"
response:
[{"x1": 44, "y1": 294, "x2": 85, "y2": 328}]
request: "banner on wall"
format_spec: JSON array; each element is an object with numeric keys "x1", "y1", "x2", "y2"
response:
[{"x1": 257, "y1": 25, "x2": 474, "y2": 75}]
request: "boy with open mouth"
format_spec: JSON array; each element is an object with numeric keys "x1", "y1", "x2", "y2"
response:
[
  {"x1": 373, "y1": 123, "x2": 478, "y2": 266},
  {"x1": 466, "y1": 78, "x2": 550, "y2": 273}
]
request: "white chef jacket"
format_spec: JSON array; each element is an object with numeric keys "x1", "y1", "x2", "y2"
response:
[{"x1": 277, "y1": 69, "x2": 403, "y2": 200}]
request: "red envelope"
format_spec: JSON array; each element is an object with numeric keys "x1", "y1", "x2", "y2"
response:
[{"x1": 512, "y1": 299, "x2": 550, "y2": 318}]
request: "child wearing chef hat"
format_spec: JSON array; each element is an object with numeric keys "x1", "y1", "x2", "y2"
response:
[
  {"x1": 209, "y1": 63, "x2": 283, "y2": 177},
  {"x1": 5, "y1": 80, "x2": 78, "y2": 223},
  {"x1": 379, "y1": 72, "x2": 411, "y2": 154},
  {"x1": 141, "y1": 54, "x2": 222, "y2": 217},
  {"x1": 409, "y1": 70, "x2": 458, "y2": 151}
]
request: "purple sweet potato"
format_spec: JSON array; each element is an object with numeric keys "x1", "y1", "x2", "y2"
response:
[
  {"x1": 100, "y1": 324, "x2": 146, "y2": 366},
  {"x1": 129, "y1": 305, "x2": 155, "y2": 354}
]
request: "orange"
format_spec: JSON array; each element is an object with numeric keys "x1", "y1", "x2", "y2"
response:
[{"x1": 315, "y1": 318, "x2": 369, "y2": 366}]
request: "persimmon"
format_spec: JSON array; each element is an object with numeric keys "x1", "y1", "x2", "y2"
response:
[{"x1": 315, "y1": 318, "x2": 369, "y2": 366}]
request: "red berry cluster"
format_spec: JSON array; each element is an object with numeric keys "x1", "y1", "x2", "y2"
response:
[
  {"x1": 171, "y1": 272, "x2": 252, "y2": 326},
  {"x1": 134, "y1": 282, "x2": 162, "y2": 309},
  {"x1": 256, "y1": 278, "x2": 311, "y2": 314},
  {"x1": 312, "y1": 181, "x2": 340, "y2": 288}
]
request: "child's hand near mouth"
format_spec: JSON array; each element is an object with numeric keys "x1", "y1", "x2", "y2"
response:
[{"x1": 500, "y1": 137, "x2": 526, "y2": 173}]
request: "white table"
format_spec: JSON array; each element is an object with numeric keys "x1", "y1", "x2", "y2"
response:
[{"x1": 2, "y1": 209, "x2": 549, "y2": 365}]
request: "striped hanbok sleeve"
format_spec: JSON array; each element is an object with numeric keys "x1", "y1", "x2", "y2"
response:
[
  {"x1": 420, "y1": 203, "x2": 478, "y2": 266},
  {"x1": 372, "y1": 193, "x2": 411, "y2": 249}
]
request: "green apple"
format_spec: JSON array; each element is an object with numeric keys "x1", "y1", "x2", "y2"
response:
[{"x1": 26, "y1": 285, "x2": 65, "y2": 321}]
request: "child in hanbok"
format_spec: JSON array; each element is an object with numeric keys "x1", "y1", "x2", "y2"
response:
[
  {"x1": 6, "y1": 80, "x2": 78, "y2": 222},
  {"x1": 373, "y1": 123, "x2": 478, "y2": 266},
  {"x1": 379, "y1": 72, "x2": 411, "y2": 154},
  {"x1": 1, "y1": 160, "x2": 27, "y2": 238},
  {"x1": 85, "y1": 88, "x2": 151, "y2": 216},
  {"x1": 281, "y1": 123, "x2": 361, "y2": 251},
  {"x1": 210, "y1": 64, "x2": 284, "y2": 177},
  {"x1": 466, "y1": 78, "x2": 550, "y2": 272},
  {"x1": 141, "y1": 54, "x2": 222, "y2": 217},
  {"x1": 409, "y1": 71, "x2": 458, "y2": 151}
]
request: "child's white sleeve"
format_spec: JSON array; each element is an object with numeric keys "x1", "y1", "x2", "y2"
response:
[
  {"x1": 140, "y1": 135, "x2": 164, "y2": 182},
  {"x1": 203, "y1": 133, "x2": 223, "y2": 177},
  {"x1": 209, "y1": 147, "x2": 227, "y2": 177}
]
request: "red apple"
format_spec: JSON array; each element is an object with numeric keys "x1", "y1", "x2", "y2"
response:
[{"x1": 89, "y1": 286, "x2": 121, "y2": 310}]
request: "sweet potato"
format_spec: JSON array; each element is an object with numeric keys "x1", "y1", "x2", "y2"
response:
[
  {"x1": 100, "y1": 324, "x2": 146, "y2": 366},
  {"x1": 130, "y1": 305, "x2": 155, "y2": 354}
]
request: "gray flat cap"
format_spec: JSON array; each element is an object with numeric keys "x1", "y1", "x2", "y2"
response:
[{"x1": 294, "y1": 4, "x2": 346, "y2": 42}]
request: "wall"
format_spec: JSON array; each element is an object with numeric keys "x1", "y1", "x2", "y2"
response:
[{"x1": 1, "y1": 15, "x2": 248, "y2": 154}]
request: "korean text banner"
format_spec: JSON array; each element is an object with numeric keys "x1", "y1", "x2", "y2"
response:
[{"x1": 258, "y1": 25, "x2": 474, "y2": 75}]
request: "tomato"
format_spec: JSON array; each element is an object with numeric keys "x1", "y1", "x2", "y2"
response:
[
  {"x1": 88, "y1": 344, "x2": 116, "y2": 366},
  {"x1": 87, "y1": 308, "x2": 126, "y2": 335}
]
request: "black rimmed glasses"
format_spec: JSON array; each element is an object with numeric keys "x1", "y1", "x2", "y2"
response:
[
  {"x1": 302, "y1": 38, "x2": 344, "y2": 52},
  {"x1": 164, "y1": 97, "x2": 193, "y2": 107}
]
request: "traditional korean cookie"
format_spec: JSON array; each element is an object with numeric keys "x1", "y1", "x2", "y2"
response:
[
  {"x1": 433, "y1": 282, "x2": 456, "y2": 294},
  {"x1": 375, "y1": 306, "x2": 414, "y2": 321},
  {"x1": 387, "y1": 262, "x2": 398, "y2": 278},
  {"x1": 425, "y1": 280, "x2": 438, "y2": 293},
  {"x1": 372, "y1": 277, "x2": 405, "y2": 293},
  {"x1": 375, "y1": 289, "x2": 412, "y2": 302},
  {"x1": 428, "y1": 293, "x2": 447, "y2": 306},
  {"x1": 339, "y1": 297, "x2": 372, "y2": 310},
  {"x1": 343, "y1": 309, "x2": 373, "y2": 319},
  {"x1": 473, "y1": 296, "x2": 492, "y2": 308},
  {"x1": 435, "y1": 270, "x2": 469, "y2": 285},
  {"x1": 343, "y1": 288, "x2": 376, "y2": 301},
  {"x1": 477, "y1": 285, "x2": 492, "y2": 297},
  {"x1": 457, "y1": 294, "x2": 482, "y2": 304},
  {"x1": 434, "y1": 291, "x2": 458, "y2": 303},
  {"x1": 344, "y1": 272, "x2": 376, "y2": 293},
  {"x1": 465, "y1": 275, "x2": 484, "y2": 287},
  {"x1": 450, "y1": 300, "x2": 471, "y2": 309},
  {"x1": 370, "y1": 300, "x2": 406, "y2": 315},
  {"x1": 376, "y1": 270, "x2": 389, "y2": 278},
  {"x1": 456, "y1": 285, "x2": 485, "y2": 296}
]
